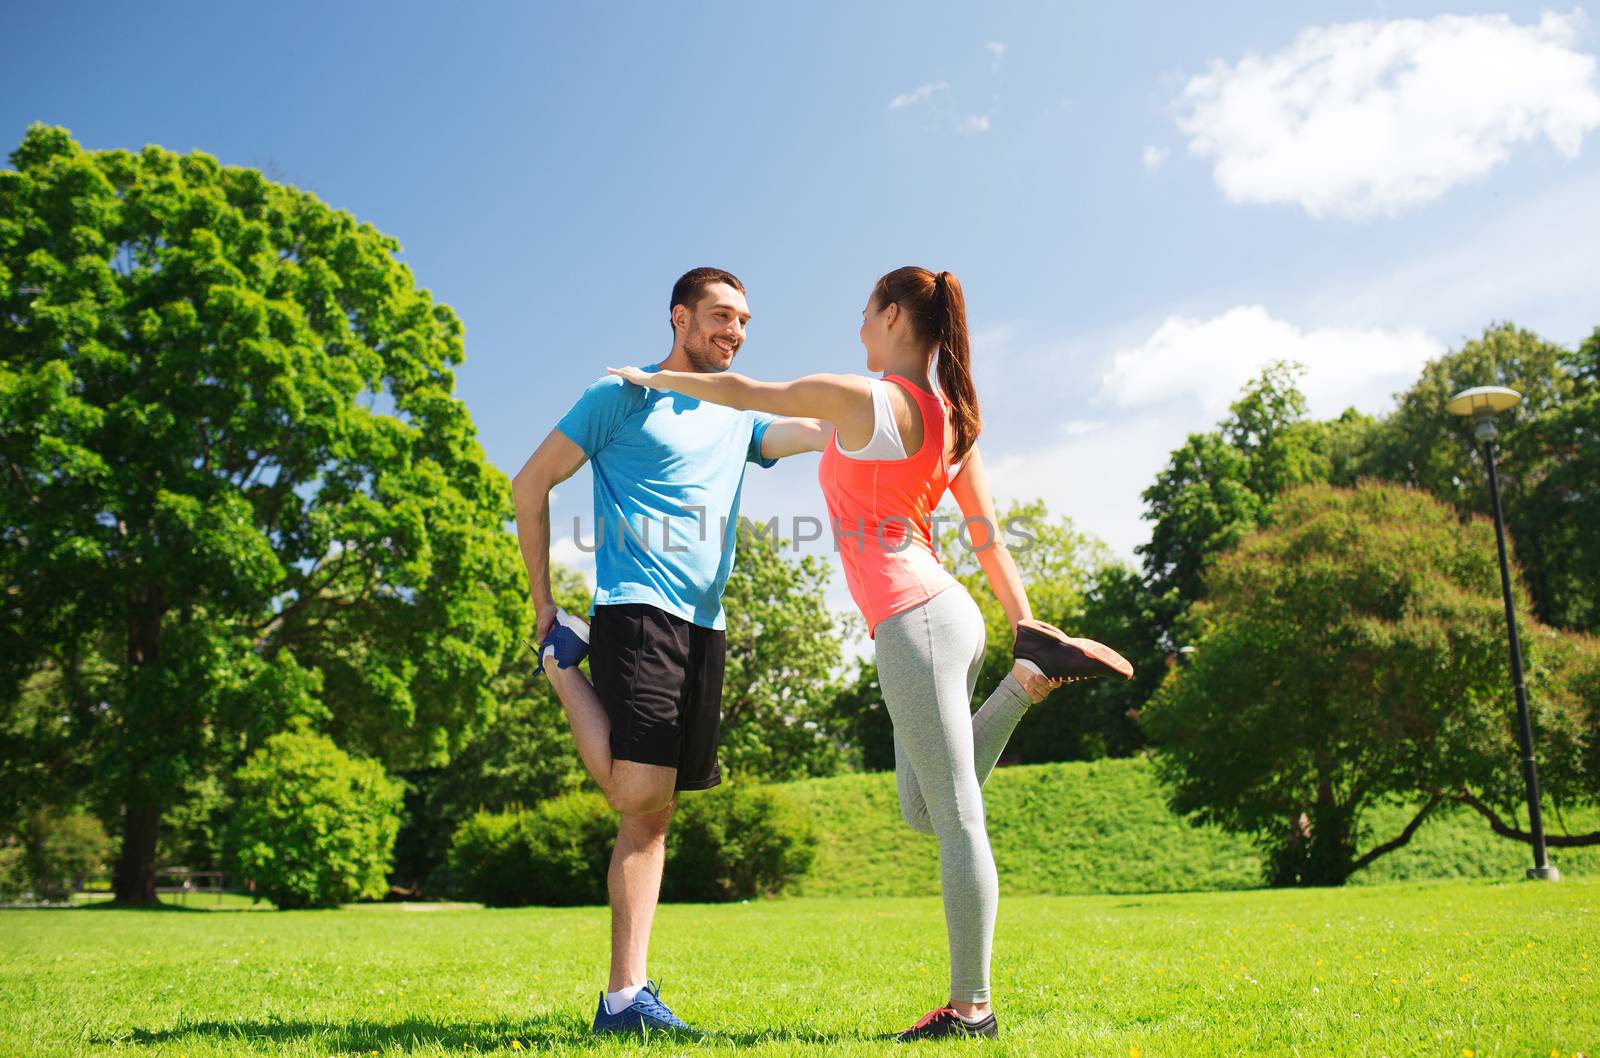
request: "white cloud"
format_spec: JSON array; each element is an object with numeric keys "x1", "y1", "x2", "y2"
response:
[
  {"x1": 1100, "y1": 305, "x2": 1443, "y2": 419},
  {"x1": 959, "y1": 114, "x2": 992, "y2": 133},
  {"x1": 1142, "y1": 144, "x2": 1169, "y2": 170},
  {"x1": 888, "y1": 81, "x2": 950, "y2": 110},
  {"x1": 986, "y1": 40, "x2": 1006, "y2": 68},
  {"x1": 1175, "y1": 10, "x2": 1600, "y2": 218}
]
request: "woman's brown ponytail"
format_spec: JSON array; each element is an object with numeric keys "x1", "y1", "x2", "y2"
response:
[{"x1": 871, "y1": 266, "x2": 981, "y2": 462}]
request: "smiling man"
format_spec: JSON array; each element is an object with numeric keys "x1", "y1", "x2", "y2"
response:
[{"x1": 511, "y1": 267, "x2": 828, "y2": 1035}]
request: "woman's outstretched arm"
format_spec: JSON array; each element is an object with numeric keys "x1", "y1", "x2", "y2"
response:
[
  {"x1": 947, "y1": 444, "x2": 1034, "y2": 632},
  {"x1": 759, "y1": 417, "x2": 833, "y2": 457},
  {"x1": 607, "y1": 366, "x2": 873, "y2": 443}
]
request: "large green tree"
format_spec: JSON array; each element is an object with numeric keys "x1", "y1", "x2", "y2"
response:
[
  {"x1": 1142, "y1": 482, "x2": 1600, "y2": 886},
  {"x1": 0, "y1": 125, "x2": 525, "y2": 903}
]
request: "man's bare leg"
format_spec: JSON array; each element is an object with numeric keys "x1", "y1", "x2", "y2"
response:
[
  {"x1": 609, "y1": 797, "x2": 674, "y2": 992},
  {"x1": 544, "y1": 662, "x2": 680, "y2": 997},
  {"x1": 544, "y1": 661, "x2": 617, "y2": 791}
]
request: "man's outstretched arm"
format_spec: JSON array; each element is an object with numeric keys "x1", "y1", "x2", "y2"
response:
[
  {"x1": 759, "y1": 416, "x2": 832, "y2": 459},
  {"x1": 512, "y1": 427, "x2": 588, "y2": 642}
]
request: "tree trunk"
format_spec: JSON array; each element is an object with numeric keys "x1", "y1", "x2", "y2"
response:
[
  {"x1": 112, "y1": 802, "x2": 161, "y2": 906},
  {"x1": 114, "y1": 591, "x2": 165, "y2": 907}
]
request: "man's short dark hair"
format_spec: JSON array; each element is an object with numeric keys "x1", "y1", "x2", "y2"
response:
[{"x1": 670, "y1": 267, "x2": 745, "y2": 334}]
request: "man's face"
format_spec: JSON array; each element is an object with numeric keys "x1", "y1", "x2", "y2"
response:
[{"x1": 678, "y1": 282, "x2": 750, "y2": 373}]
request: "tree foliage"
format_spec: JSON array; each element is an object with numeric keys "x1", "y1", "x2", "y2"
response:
[
  {"x1": 1142, "y1": 482, "x2": 1600, "y2": 886},
  {"x1": 1367, "y1": 322, "x2": 1585, "y2": 630},
  {"x1": 828, "y1": 657, "x2": 895, "y2": 772},
  {"x1": 0, "y1": 124, "x2": 525, "y2": 902},
  {"x1": 718, "y1": 526, "x2": 849, "y2": 780},
  {"x1": 1517, "y1": 327, "x2": 1600, "y2": 632},
  {"x1": 1138, "y1": 361, "x2": 1378, "y2": 612},
  {"x1": 945, "y1": 499, "x2": 1128, "y2": 763},
  {"x1": 390, "y1": 564, "x2": 592, "y2": 893}
]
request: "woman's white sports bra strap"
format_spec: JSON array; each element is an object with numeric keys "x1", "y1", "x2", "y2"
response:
[{"x1": 835, "y1": 377, "x2": 910, "y2": 461}]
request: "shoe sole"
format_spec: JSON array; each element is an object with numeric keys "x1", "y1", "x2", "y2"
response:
[{"x1": 1017, "y1": 620, "x2": 1134, "y2": 680}]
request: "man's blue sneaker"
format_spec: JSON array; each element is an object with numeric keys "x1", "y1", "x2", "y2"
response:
[
  {"x1": 591, "y1": 979, "x2": 700, "y2": 1036},
  {"x1": 530, "y1": 607, "x2": 590, "y2": 676}
]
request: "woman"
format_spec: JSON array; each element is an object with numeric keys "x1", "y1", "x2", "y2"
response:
[{"x1": 607, "y1": 266, "x2": 1132, "y2": 1040}]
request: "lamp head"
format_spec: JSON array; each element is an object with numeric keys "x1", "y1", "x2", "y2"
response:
[{"x1": 1446, "y1": 386, "x2": 1522, "y2": 443}]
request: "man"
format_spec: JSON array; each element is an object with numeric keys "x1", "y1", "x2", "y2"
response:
[{"x1": 511, "y1": 267, "x2": 827, "y2": 1035}]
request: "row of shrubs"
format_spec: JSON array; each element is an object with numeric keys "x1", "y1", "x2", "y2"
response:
[
  {"x1": 443, "y1": 782, "x2": 816, "y2": 906},
  {"x1": 226, "y1": 729, "x2": 815, "y2": 908},
  {"x1": 5, "y1": 727, "x2": 819, "y2": 910}
]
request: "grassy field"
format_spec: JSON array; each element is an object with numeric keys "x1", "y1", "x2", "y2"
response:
[
  {"x1": 786, "y1": 758, "x2": 1600, "y2": 897},
  {"x1": 2, "y1": 879, "x2": 1594, "y2": 1057}
]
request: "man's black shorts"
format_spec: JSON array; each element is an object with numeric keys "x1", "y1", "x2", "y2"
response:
[{"x1": 589, "y1": 603, "x2": 725, "y2": 791}]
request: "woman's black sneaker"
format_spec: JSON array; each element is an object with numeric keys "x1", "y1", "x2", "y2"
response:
[
  {"x1": 1014, "y1": 619, "x2": 1134, "y2": 681},
  {"x1": 894, "y1": 1006, "x2": 999, "y2": 1041}
]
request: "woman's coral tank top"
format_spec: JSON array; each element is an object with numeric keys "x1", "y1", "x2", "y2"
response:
[{"x1": 817, "y1": 374, "x2": 959, "y2": 637}]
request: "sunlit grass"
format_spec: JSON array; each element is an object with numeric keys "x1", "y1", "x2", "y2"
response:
[{"x1": 3, "y1": 878, "x2": 1594, "y2": 1056}]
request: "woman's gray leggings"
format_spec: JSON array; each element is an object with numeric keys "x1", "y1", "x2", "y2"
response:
[{"x1": 874, "y1": 585, "x2": 1034, "y2": 1004}]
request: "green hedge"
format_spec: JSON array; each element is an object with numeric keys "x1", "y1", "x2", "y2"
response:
[
  {"x1": 447, "y1": 780, "x2": 815, "y2": 906},
  {"x1": 785, "y1": 757, "x2": 1600, "y2": 897},
  {"x1": 662, "y1": 777, "x2": 816, "y2": 902},
  {"x1": 446, "y1": 792, "x2": 615, "y2": 907}
]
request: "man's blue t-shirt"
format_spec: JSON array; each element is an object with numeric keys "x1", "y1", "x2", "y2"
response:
[{"x1": 556, "y1": 365, "x2": 777, "y2": 630}]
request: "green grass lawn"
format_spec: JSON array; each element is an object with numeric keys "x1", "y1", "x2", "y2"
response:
[
  {"x1": 787, "y1": 759, "x2": 1600, "y2": 897},
  {"x1": 2, "y1": 879, "x2": 1593, "y2": 1057}
]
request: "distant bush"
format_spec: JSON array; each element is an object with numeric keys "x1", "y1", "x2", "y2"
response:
[
  {"x1": 230, "y1": 729, "x2": 403, "y2": 910},
  {"x1": 0, "y1": 810, "x2": 113, "y2": 902},
  {"x1": 0, "y1": 838, "x2": 28, "y2": 901},
  {"x1": 30, "y1": 810, "x2": 112, "y2": 900},
  {"x1": 446, "y1": 781, "x2": 815, "y2": 906}
]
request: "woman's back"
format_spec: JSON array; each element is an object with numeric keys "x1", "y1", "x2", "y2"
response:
[{"x1": 818, "y1": 373, "x2": 960, "y2": 637}]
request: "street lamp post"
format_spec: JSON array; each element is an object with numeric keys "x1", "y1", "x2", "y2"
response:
[{"x1": 1444, "y1": 386, "x2": 1559, "y2": 881}]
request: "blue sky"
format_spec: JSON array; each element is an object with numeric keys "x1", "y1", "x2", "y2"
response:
[{"x1": 7, "y1": 1, "x2": 1599, "y2": 621}]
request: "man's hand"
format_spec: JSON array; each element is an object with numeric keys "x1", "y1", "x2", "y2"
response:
[
  {"x1": 606, "y1": 365, "x2": 661, "y2": 389},
  {"x1": 534, "y1": 598, "x2": 560, "y2": 645}
]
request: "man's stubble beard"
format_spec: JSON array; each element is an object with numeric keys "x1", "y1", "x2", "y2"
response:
[{"x1": 682, "y1": 324, "x2": 736, "y2": 374}]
